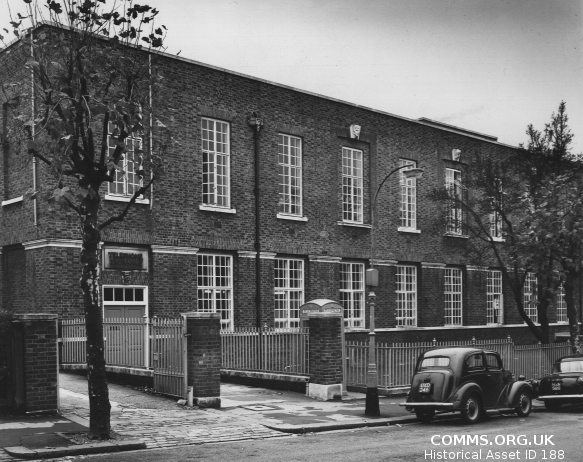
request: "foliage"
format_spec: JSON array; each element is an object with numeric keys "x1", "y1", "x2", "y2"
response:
[{"x1": 430, "y1": 102, "x2": 581, "y2": 345}]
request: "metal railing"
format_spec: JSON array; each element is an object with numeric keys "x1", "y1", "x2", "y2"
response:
[
  {"x1": 221, "y1": 327, "x2": 309, "y2": 375},
  {"x1": 346, "y1": 336, "x2": 569, "y2": 389},
  {"x1": 61, "y1": 318, "x2": 150, "y2": 368},
  {"x1": 150, "y1": 317, "x2": 187, "y2": 398},
  {"x1": 514, "y1": 342, "x2": 572, "y2": 379}
]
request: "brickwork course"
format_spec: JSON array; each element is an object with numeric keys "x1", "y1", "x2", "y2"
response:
[{"x1": 0, "y1": 23, "x2": 573, "y2": 344}]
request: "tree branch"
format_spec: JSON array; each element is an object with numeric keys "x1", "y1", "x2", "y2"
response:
[{"x1": 98, "y1": 175, "x2": 154, "y2": 230}]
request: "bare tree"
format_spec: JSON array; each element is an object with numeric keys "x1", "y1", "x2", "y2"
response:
[{"x1": 1, "y1": 0, "x2": 172, "y2": 438}]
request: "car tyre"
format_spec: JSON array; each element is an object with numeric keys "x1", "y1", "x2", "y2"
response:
[
  {"x1": 415, "y1": 409, "x2": 435, "y2": 423},
  {"x1": 515, "y1": 390, "x2": 532, "y2": 417},
  {"x1": 545, "y1": 400, "x2": 562, "y2": 412},
  {"x1": 461, "y1": 393, "x2": 482, "y2": 424}
]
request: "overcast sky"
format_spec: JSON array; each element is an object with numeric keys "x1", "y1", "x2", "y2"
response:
[{"x1": 2, "y1": 0, "x2": 582, "y2": 151}]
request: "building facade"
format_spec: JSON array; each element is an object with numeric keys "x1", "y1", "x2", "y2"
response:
[{"x1": 0, "y1": 29, "x2": 571, "y2": 344}]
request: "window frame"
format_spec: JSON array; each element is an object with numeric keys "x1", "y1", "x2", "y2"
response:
[
  {"x1": 523, "y1": 272, "x2": 538, "y2": 324},
  {"x1": 106, "y1": 123, "x2": 148, "y2": 203},
  {"x1": 274, "y1": 258, "x2": 304, "y2": 329},
  {"x1": 196, "y1": 253, "x2": 234, "y2": 331},
  {"x1": 489, "y1": 178, "x2": 504, "y2": 241},
  {"x1": 396, "y1": 265, "x2": 417, "y2": 327},
  {"x1": 399, "y1": 159, "x2": 418, "y2": 231},
  {"x1": 444, "y1": 267, "x2": 463, "y2": 326},
  {"x1": 341, "y1": 147, "x2": 364, "y2": 224},
  {"x1": 102, "y1": 285, "x2": 149, "y2": 318},
  {"x1": 556, "y1": 284, "x2": 567, "y2": 323},
  {"x1": 201, "y1": 117, "x2": 232, "y2": 210},
  {"x1": 277, "y1": 134, "x2": 303, "y2": 218},
  {"x1": 340, "y1": 262, "x2": 365, "y2": 329},
  {"x1": 445, "y1": 168, "x2": 464, "y2": 235},
  {"x1": 486, "y1": 270, "x2": 504, "y2": 325}
]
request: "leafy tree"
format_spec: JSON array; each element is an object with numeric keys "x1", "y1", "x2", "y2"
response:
[
  {"x1": 519, "y1": 103, "x2": 583, "y2": 351},
  {"x1": 1, "y1": 0, "x2": 171, "y2": 438},
  {"x1": 430, "y1": 102, "x2": 581, "y2": 346}
]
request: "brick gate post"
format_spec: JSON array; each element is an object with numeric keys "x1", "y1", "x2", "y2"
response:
[
  {"x1": 183, "y1": 312, "x2": 221, "y2": 408},
  {"x1": 306, "y1": 312, "x2": 344, "y2": 401},
  {"x1": 12, "y1": 314, "x2": 59, "y2": 414}
]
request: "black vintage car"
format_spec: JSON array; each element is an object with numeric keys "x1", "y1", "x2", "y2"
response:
[
  {"x1": 534, "y1": 354, "x2": 583, "y2": 411},
  {"x1": 400, "y1": 347, "x2": 533, "y2": 424}
]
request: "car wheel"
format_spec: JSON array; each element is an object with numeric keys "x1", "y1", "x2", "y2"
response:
[
  {"x1": 461, "y1": 393, "x2": 482, "y2": 424},
  {"x1": 545, "y1": 400, "x2": 562, "y2": 412},
  {"x1": 515, "y1": 390, "x2": 532, "y2": 417},
  {"x1": 415, "y1": 409, "x2": 435, "y2": 423}
]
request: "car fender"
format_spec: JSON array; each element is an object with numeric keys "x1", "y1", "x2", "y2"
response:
[
  {"x1": 508, "y1": 382, "x2": 534, "y2": 407},
  {"x1": 451, "y1": 383, "x2": 484, "y2": 409}
]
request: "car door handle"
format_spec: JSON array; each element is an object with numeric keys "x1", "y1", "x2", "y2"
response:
[{"x1": 487, "y1": 374, "x2": 492, "y2": 377}]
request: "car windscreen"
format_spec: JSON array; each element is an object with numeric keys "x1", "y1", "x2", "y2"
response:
[
  {"x1": 419, "y1": 356, "x2": 450, "y2": 369},
  {"x1": 555, "y1": 359, "x2": 583, "y2": 373}
]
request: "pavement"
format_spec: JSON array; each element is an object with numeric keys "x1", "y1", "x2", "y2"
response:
[{"x1": 0, "y1": 372, "x2": 546, "y2": 460}]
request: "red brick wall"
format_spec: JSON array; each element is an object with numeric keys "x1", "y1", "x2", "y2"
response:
[
  {"x1": 185, "y1": 313, "x2": 221, "y2": 398},
  {"x1": 0, "y1": 27, "x2": 574, "y2": 343},
  {"x1": 13, "y1": 314, "x2": 59, "y2": 413},
  {"x1": 307, "y1": 315, "x2": 343, "y2": 385}
]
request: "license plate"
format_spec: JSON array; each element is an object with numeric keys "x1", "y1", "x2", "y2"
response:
[
  {"x1": 419, "y1": 382, "x2": 431, "y2": 393},
  {"x1": 552, "y1": 383, "x2": 561, "y2": 391}
]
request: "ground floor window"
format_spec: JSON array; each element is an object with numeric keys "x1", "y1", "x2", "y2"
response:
[
  {"x1": 396, "y1": 265, "x2": 417, "y2": 326},
  {"x1": 274, "y1": 258, "x2": 304, "y2": 328},
  {"x1": 487, "y1": 270, "x2": 503, "y2": 324},
  {"x1": 340, "y1": 262, "x2": 365, "y2": 328},
  {"x1": 444, "y1": 268, "x2": 463, "y2": 326},
  {"x1": 197, "y1": 254, "x2": 233, "y2": 330},
  {"x1": 103, "y1": 286, "x2": 148, "y2": 318}
]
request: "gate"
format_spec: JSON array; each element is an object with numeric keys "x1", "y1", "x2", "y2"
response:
[{"x1": 151, "y1": 317, "x2": 187, "y2": 398}]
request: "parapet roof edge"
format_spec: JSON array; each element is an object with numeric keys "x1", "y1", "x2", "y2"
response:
[{"x1": 1, "y1": 21, "x2": 518, "y2": 150}]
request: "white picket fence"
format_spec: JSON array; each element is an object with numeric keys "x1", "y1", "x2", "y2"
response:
[{"x1": 346, "y1": 337, "x2": 572, "y2": 389}]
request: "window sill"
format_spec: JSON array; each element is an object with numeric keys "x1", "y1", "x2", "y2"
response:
[
  {"x1": 105, "y1": 194, "x2": 149, "y2": 205},
  {"x1": 199, "y1": 204, "x2": 236, "y2": 214},
  {"x1": 398, "y1": 227, "x2": 420, "y2": 234},
  {"x1": 491, "y1": 237, "x2": 505, "y2": 242},
  {"x1": 277, "y1": 213, "x2": 308, "y2": 222},
  {"x1": 1, "y1": 196, "x2": 23, "y2": 206},
  {"x1": 443, "y1": 233, "x2": 469, "y2": 239},
  {"x1": 336, "y1": 221, "x2": 372, "y2": 229}
]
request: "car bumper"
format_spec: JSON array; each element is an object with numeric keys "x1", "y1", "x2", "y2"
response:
[
  {"x1": 536, "y1": 394, "x2": 583, "y2": 400},
  {"x1": 399, "y1": 402, "x2": 455, "y2": 408}
]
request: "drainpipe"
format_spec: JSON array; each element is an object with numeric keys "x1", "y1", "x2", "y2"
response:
[
  {"x1": 247, "y1": 112, "x2": 263, "y2": 329},
  {"x1": 149, "y1": 53, "x2": 153, "y2": 209},
  {"x1": 30, "y1": 29, "x2": 37, "y2": 226}
]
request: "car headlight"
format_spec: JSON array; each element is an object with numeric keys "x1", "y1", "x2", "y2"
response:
[{"x1": 576, "y1": 377, "x2": 583, "y2": 384}]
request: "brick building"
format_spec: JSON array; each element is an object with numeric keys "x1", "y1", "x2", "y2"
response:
[{"x1": 0, "y1": 27, "x2": 571, "y2": 345}]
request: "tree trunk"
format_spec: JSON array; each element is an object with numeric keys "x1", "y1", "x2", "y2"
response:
[
  {"x1": 80, "y1": 198, "x2": 111, "y2": 439},
  {"x1": 564, "y1": 271, "x2": 580, "y2": 354}
]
